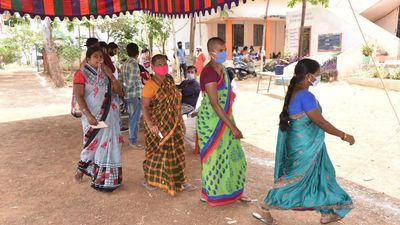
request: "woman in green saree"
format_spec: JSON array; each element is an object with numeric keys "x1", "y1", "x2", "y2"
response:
[
  {"x1": 196, "y1": 37, "x2": 248, "y2": 206},
  {"x1": 255, "y1": 59, "x2": 355, "y2": 224}
]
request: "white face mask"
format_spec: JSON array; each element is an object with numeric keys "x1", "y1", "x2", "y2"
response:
[
  {"x1": 187, "y1": 73, "x2": 195, "y2": 80},
  {"x1": 312, "y1": 76, "x2": 321, "y2": 86}
]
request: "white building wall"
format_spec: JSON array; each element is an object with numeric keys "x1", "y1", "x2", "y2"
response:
[{"x1": 329, "y1": 0, "x2": 381, "y2": 14}]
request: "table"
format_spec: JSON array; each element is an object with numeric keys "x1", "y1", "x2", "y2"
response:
[{"x1": 256, "y1": 71, "x2": 293, "y2": 94}]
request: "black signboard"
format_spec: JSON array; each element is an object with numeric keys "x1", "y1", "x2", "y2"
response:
[{"x1": 318, "y1": 33, "x2": 342, "y2": 52}]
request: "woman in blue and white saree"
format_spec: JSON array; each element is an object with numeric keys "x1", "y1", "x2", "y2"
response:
[{"x1": 73, "y1": 47, "x2": 123, "y2": 192}]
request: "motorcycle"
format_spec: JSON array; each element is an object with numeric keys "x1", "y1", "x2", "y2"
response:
[{"x1": 233, "y1": 55, "x2": 257, "y2": 80}]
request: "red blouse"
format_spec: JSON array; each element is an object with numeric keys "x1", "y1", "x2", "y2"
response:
[
  {"x1": 200, "y1": 66, "x2": 221, "y2": 91},
  {"x1": 73, "y1": 70, "x2": 86, "y2": 84}
]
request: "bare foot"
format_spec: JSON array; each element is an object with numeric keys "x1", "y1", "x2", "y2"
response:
[{"x1": 74, "y1": 170, "x2": 83, "y2": 182}]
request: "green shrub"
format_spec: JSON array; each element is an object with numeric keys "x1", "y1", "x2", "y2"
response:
[
  {"x1": 390, "y1": 67, "x2": 400, "y2": 80},
  {"x1": 0, "y1": 46, "x2": 20, "y2": 64},
  {"x1": 57, "y1": 44, "x2": 81, "y2": 70},
  {"x1": 320, "y1": 58, "x2": 338, "y2": 82}
]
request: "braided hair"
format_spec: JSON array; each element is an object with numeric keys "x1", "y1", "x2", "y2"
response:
[{"x1": 279, "y1": 58, "x2": 320, "y2": 131}]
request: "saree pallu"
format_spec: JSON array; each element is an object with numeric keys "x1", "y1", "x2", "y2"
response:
[
  {"x1": 196, "y1": 66, "x2": 247, "y2": 206},
  {"x1": 77, "y1": 65, "x2": 123, "y2": 192},
  {"x1": 264, "y1": 115, "x2": 353, "y2": 218},
  {"x1": 143, "y1": 76, "x2": 186, "y2": 196}
]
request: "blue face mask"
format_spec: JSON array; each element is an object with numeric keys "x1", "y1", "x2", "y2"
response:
[
  {"x1": 312, "y1": 75, "x2": 321, "y2": 86},
  {"x1": 215, "y1": 51, "x2": 227, "y2": 64}
]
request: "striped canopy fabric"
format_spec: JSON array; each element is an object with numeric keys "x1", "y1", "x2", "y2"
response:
[{"x1": 0, "y1": 0, "x2": 250, "y2": 19}]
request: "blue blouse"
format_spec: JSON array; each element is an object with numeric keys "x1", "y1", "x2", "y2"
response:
[{"x1": 288, "y1": 90, "x2": 318, "y2": 115}]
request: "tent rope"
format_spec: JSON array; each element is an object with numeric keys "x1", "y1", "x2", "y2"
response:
[{"x1": 347, "y1": 0, "x2": 400, "y2": 127}]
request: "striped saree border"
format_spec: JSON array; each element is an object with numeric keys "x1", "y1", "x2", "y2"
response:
[{"x1": 0, "y1": 0, "x2": 251, "y2": 19}]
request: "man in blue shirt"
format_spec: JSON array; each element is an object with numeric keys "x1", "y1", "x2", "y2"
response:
[
  {"x1": 177, "y1": 66, "x2": 200, "y2": 113},
  {"x1": 176, "y1": 41, "x2": 187, "y2": 79}
]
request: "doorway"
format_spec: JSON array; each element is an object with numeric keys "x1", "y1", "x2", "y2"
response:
[{"x1": 302, "y1": 27, "x2": 311, "y2": 56}]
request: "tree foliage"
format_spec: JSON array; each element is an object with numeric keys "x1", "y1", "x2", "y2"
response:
[
  {"x1": 96, "y1": 14, "x2": 140, "y2": 61},
  {"x1": 141, "y1": 14, "x2": 171, "y2": 54},
  {"x1": 288, "y1": 0, "x2": 328, "y2": 8},
  {"x1": 56, "y1": 39, "x2": 81, "y2": 70},
  {"x1": 0, "y1": 39, "x2": 20, "y2": 64},
  {"x1": 0, "y1": 24, "x2": 42, "y2": 65},
  {"x1": 96, "y1": 13, "x2": 171, "y2": 62}
]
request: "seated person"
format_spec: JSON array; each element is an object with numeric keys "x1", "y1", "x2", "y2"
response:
[
  {"x1": 183, "y1": 93, "x2": 202, "y2": 151},
  {"x1": 177, "y1": 66, "x2": 200, "y2": 114},
  {"x1": 184, "y1": 67, "x2": 237, "y2": 152}
]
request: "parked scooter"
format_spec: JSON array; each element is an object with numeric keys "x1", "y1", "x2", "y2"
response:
[{"x1": 233, "y1": 55, "x2": 257, "y2": 80}]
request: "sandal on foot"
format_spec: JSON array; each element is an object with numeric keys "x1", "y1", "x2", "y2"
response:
[
  {"x1": 183, "y1": 183, "x2": 197, "y2": 192},
  {"x1": 74, "y1": 170, "x2": 83, "y2": 182},
  {"x1": 141, "y1": 181, "x2": 158, "y2": 191},
  {"x1": 200, "y1": 197, "x2": 207, "y2": 203},
  {"x1": 252, "y1": 212, "x2": 278, "y2": 225},
  {"x1": 320, "y1": 213, "x2": 341, "y2": 224}
]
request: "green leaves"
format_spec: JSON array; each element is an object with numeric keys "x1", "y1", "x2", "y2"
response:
[
  {"x1": 287, "y1": 0, "x2": 328, "y2": 8},
  {"x1": 0, "y1": 24, "x2": 42, "y2": 65}
]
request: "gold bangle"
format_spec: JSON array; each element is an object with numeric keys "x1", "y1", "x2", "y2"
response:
[{"x1": 341, "y1": 132, "x2": 347, "y2": 140}]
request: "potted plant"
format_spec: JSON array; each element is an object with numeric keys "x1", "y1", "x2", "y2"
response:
[
  {"x1": 361, "y1": 44, "x2": 373, "y2": 64},
  {"x1": 376, "y1": 47, "x2": 388, "y2": 63}
]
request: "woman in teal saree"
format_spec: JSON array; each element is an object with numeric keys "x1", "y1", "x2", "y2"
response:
[{"x1": 255, "y1": 59, "x2": 355, "y2": 224}]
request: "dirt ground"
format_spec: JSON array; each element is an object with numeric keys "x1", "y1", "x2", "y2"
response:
[{"x1": 1, "y1": 69, "x2": 400, "y2": 225}]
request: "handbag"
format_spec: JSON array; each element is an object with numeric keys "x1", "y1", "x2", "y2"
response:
[{"x1": 71, "y1": 94, "x2": 82, "y2": 118}]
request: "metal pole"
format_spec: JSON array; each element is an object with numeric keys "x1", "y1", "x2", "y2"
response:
[{"x1": 199, "y1": 15, "x2": 202, "y2": 45}]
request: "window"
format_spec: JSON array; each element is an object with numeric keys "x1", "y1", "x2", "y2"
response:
[
  {"x1": 233, "y1": 24, "x2": 244, "y2": 47},
  {"x1": 217, "y1": 24, "x2": 226, "y2": 41},
  {"x1": 253, "y1": 24, "x2": 264, "y2": 46}
]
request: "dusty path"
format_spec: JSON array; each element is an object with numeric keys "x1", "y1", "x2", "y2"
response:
[{"x1": 1, "y1": 69, "x2": 400, "y2": 225}]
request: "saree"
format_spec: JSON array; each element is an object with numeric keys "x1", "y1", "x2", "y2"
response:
[
  {"x1": 196, "y1": 66, "x2": 247, "y2": 206},
  {"x1": 264, "y1": 112, "x2": 353, "y2": 218},
  {"x1": 77, "y1": 64, "x2": 123, "y2": 192},
  {"x1": 143, "y1": 76, "x2": 186, "y2": 196}
]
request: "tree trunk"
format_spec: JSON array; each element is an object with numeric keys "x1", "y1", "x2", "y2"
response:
[
  {"x1": 261, "y1": 0, "x2": 271, "y2": 70},
  {"x1": 171, "y1": 19, "x2": 181, "y2": 81},
  {"x1": 78, "y1": 24, "x2": 82, "y2": 62},
  {"x1": 189, "y1": 15, "x2": 196, "y2": 64},
  {"x1": 298, "y1": 0, "x2": 307, "y2": 58},
  {"x1": 162, "y1": 39, "x2": 166, "y2": 55},
  {"x1": 23, "y1": 51, "x2": 30, "y2": 65},
  {"x1": 43, "y1": 17, "x2": 64, "y2": 87},
  {"x1": 149, "y1": 36, "x2": 153, "y2": 54}
]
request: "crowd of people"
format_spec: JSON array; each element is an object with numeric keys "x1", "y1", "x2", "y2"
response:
[{"x1": 72, "y1": 36, "x2": 356, "y2": 224}]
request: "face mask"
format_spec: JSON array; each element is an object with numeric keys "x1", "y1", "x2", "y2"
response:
[
  {"x1": 215, "y1": 51, "x2": 227, "y2": 64},
  {"x1": 154, "y1": 65, "x2": 169, "y2": 76},
  {"x1": 312, "y1": 75, "x2": 321, "y2": 86},
  {"x1": 187, "y1": 73, "x2": 195, "y2": 80}
]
